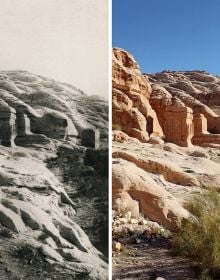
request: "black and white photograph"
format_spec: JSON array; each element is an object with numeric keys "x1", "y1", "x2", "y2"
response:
[{"x1": 0, "y1": 0, "x2": 109, "y2": 279}]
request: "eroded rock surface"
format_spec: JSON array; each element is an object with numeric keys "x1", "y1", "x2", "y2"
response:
[
  {"x1": 112, "y1": 47, "x2": 220, "y2": 280},
  {"x1": 112, "y1": 48, "x2": 220, "y2": 147},
  {"x1": 112, "y1": 139, "x2": 220, "y2": 227},
  {"x1": 112, "y1": 50, "x2": 220, "y2": 228},
  {"x1": 112, "y1": 48, "x2": 163, "y2": 142},
  {"x1": 0, "y1": 71, "x2": 108, "y2": 148},
  {"x1": 0, "y1": 147, "x2": 107, "y2": 279},
  {"x1": 147, "y1": 69, "x2": 220, "y2": 144},
  {"x1": 0, "y1": 72, "x2": 108, "y2": 279}
]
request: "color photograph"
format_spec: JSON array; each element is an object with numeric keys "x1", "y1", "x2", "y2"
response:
[{"x1": 112, "y1": 0, "x2": 220, "y2": 279}]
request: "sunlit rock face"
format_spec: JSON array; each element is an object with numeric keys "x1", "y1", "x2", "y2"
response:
[
  {"x1": 112, "y1": 48, "x2": 220, "y2": 237},
  {"x1": 112, "y1": 48, "x2": 220, "y2": 147},
  {"x1": 112, "y1": 48, "x2": 152, "y2": 97},
  {"x1": 147, "y1": 70, "x2": 220, "y2": 126},
  {"x1": 112, "y1": 49, "x2": 220, "y2": 280},
  {"x1": 163, "y1": 97, "x2": 194, "y2": 147},
  {"x1": 112, "y1": 48, "x2": 163, "y2": 143}
]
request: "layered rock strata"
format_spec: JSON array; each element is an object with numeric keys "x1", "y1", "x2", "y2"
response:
[
  {"x1": 0, "y1": 147, "x2": 107, "y2": 279},
  {"x1": 112, "y1": 48, "x2": 220, "y2": 147},
  {"x1": 112, "y1": 48, "x2": 220, "y2": 231},
  {"x1": 112, "y1": 48, "x2": 163, "y2": 142},
  {"x1": 0, "y1": 71, "x2": 107, "y2": 149},
  {"x1": 0, "y1": 71, "x2": 108, "y2": 278}
]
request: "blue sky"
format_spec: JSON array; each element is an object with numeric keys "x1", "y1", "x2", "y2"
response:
[{"x1": 113, "y1": 0, "x2": 220, "y2": 75}]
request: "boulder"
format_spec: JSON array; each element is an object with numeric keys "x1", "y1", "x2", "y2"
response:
[
  {"x1": 113, "y1": 191, "x2": 140, "y2": 218},
  {"x1": 149, "y1": 136, "x2": 164, "y2": 145},
  {"x1": 112, "y1": 159, "x2": 189, "y2": 230},
  {"x1": 112, "y1": 130, "x2": 130, "y2": 142}
]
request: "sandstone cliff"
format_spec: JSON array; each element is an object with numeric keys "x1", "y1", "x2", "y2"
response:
[
  {"x1": 112, "y1": 48, "x2": 220, "y2": 147},
  {"x1": 112, "y1": 48, "x2": 220, "y2": 231},
  {"x1": 0, "y1": 71, "x2": 108, "y2": 279}
]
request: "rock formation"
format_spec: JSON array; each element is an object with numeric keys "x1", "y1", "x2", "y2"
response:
[
  {"x1": 112, "y1": 157, "x2": 189, "y2": 230},
  {"x1": 147, "y1": 69, "x2": 220, "y2": 145},
  {"x1": 163, "y1": 97, "x2": 194, "y2": 147},
  {"x1": 112, "y1": 48, "x2": 163, "y2": 142},
  {"x1": 112, "y1": 48, "x2": 220, "y2": 147},
  {"x1": 0, "y1": 71, "x2": 108, "y2": 279},
  {"x1": 81, "y1": 128, "x2": 100, "y2": 149},
  {"x1": 0, "y1": 99, "x2": 16, "y2": 146},
  {"x1": 0, "y1": 71, "x2": 108, "y2": 149},
  {"x1": 112, "y1": 48, "x2": 220, "y2": 232}
]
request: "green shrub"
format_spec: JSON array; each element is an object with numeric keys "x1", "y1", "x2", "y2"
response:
[{"x1": 172, "y1": 190, "x2": 220, "y2": 278}]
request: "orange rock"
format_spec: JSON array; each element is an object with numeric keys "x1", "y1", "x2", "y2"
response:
[
  {"x1": 163, "y1": 97, "x2": 194, "y2": 147},
  {"x1": 112, "y1": 48, "x2": 164, "y2": 142},
  {"x1": 112, "y1": 48, "x2": 151, "y2": 97},
  {"x1": 113, "y1": 48, "x2": 220, "y2": 147},
  {"x1": 112, "y1": 88, "x2": 133, "y2": 111},
  {"x1": 129, "y1": 93, "x2": 163, "y2": 137},
  {"x1": 193, "y1": 113, "x2": 208, "y2": 135},
  {"x1": 113, "y1": 191, "x2": 140, "y2": 218},
  {"x1": 113, "y1": 108, "x2": 147, "y2": 132},
  {"x1": 112, "y1": 130, "x2": 130, "y2": 142},
  {"x1": 147, "y1": 70, "x2": 220, "y2": 134},
  {"x1": 125, "y1": 128, "x2": 149, "y2": 143},
  {"x1": 112, "y1": 158, "x2": 189, "y2": 230}
]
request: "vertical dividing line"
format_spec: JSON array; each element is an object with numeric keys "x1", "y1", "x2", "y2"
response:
[{"x1": 108, "y1": 0, "x2": 112, "y2": 278}]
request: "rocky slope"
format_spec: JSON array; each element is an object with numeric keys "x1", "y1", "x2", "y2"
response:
[
  {"x1": 112, "y1": 47, "x2": 220, "y2": 226},
  {"x1": 0, "y1": 71, "x2": 108, "y2": 279},
  {"x1": 147, "y1": 69, "x2": 220, "y2": 116},
  {"x1": 112, "y1": 48, "x2": 220, "y2": 278}
]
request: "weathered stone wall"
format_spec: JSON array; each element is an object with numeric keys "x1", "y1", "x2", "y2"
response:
[
  {"x1": 0, "y1": 99, "x2": 16, "y2": 146},
  {"x1": 113, "y1": 48, "x2": 220, "y2": 147},
  {"x1": 192, "y1": 113, "x2": 220, "y2": 146},
  {"x1": 193, "y1": 113, "x2": 208, "y2": 135},
  {"x1": 163, "y1": 98, "x2": 194, "y2": 147},
  {"x1": 81, "y1": 128, "x2": 100, "y2": 149}
]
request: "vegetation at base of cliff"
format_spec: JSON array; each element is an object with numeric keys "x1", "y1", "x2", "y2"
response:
[{"x1": 172, "y1": 189, "x2": 220, "y2": 279}]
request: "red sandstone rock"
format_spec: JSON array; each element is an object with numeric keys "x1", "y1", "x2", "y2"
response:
[
  {"x1": 112, "y1": 49, "x2": 220, "y2": 147},
  {"x1": 112, "y1": 159, "x2": 189, "y2": 230},
  {"x1": 112, "y1": 48, "x2": 152, "y2": 97},
  {"x1": 147, "y1": 70, "x2": 220, "y2": 135},
  {"x1": 163, "y1": 97, "x2": 194, "y2": 147},
  {"x1": 112, "y1": 48, "x2": 163, "y2": 142},
  {"x1": 112, "y1": 88, "x2": 133, "y2": 111}
]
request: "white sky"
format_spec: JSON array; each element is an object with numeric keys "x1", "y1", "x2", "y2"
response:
[{"x1": 0, "y1": 0, "x2": 108, "y2": 97}]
